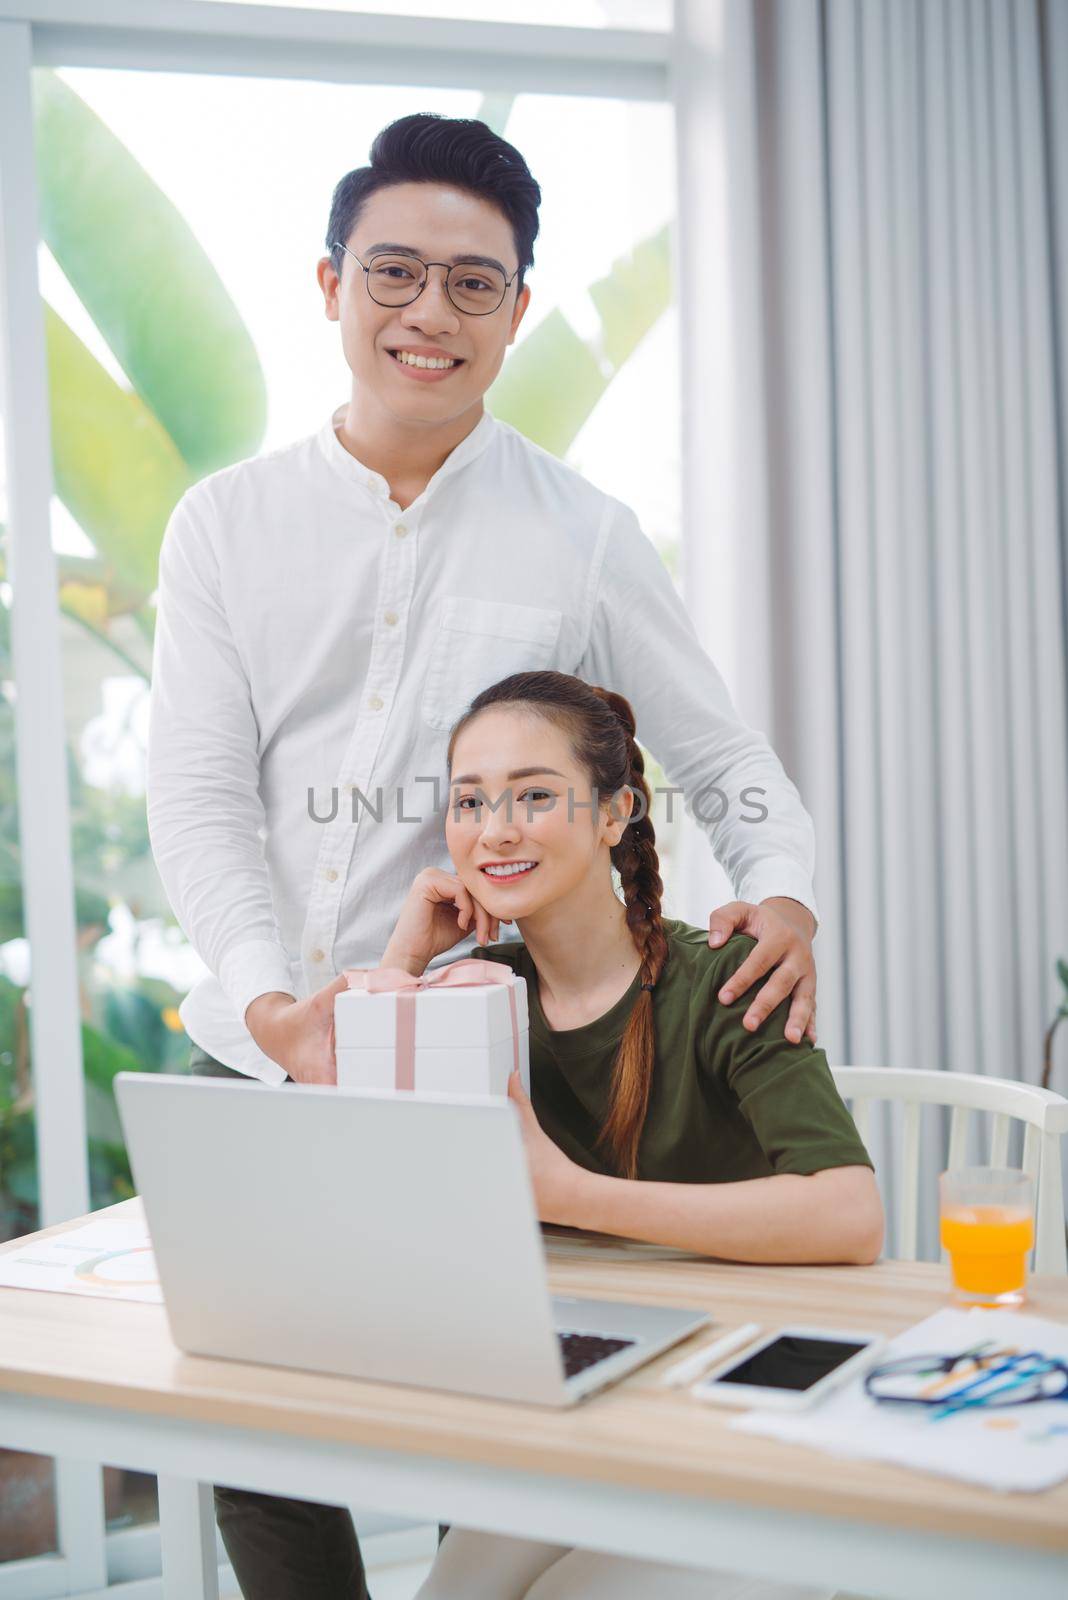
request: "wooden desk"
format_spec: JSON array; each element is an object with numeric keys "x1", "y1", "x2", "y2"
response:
[{"x1": 1, "y1": 1200, "x2": 1066, "y2": 1600}]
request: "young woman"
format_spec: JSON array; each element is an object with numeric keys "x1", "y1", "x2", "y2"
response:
[{"x1": 378, "y1": 669, "x2": 882, "y2": 1600}]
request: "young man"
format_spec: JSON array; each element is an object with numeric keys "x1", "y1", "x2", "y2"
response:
[{"x1": 147, "y1": 113, "x2": 822, "y2": 1600}]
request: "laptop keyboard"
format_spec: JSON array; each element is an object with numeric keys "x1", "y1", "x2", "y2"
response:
[{"x1": 558, "y1": 1330, "x2": 636, "y2": 1379}]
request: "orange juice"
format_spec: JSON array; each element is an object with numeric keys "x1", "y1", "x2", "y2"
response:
[{"x1": 940, "y1": 1205, "x2": 1034, "y2": 1300}]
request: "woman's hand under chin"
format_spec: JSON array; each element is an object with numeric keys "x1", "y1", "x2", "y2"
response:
[
  {"x1": 379, "y1": 865, "x2": 509, "y2": 975},
  {"x1": 507, "y1": 1070, "x2": 589, "y2": 1227}
]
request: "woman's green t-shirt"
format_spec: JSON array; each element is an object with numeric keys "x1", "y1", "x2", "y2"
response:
[{"x1": 471, "y1": 918, "x2": 873, "y2": 1184}]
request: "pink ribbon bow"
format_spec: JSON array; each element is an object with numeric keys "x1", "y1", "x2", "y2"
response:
[{"x1": 343, "y1": 959, "x2": 520, "y2": 1092}]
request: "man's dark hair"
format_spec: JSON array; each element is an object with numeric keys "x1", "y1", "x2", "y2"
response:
[{"x1": 326, "y1": 112, "x2": 541, "y2": 293}]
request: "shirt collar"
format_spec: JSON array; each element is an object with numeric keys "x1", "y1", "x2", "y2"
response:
[
  {"x1": 528, "y1": 962, "x2": 645, "y2": 1059},
  {"x1": 316, "y1": 404, "x2": 497, "y2": 502}
]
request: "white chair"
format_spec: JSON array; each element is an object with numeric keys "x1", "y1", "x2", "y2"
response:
[{"x1": 831, "y1": 1067, "x2": 1068, "y2": 1274}]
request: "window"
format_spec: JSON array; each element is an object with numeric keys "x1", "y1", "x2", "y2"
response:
[
  {"x1": 40, "y1": 69, "x2": 682, "y2": 1164},
  {"x1": 1, "y1": 1, "x2": 714, "y2": 1582},
  {"x1": 179, "y1": 0, "x2": 672, "y2": 27}
]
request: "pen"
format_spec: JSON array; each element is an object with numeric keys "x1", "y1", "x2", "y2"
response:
[{"x1": 660, "y1": 1322, "x2": 763, "y2": 1389}]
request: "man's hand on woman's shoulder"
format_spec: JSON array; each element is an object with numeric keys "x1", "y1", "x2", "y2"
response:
[{"x1": 706, "y1": 897, "x2": 818, "y2": 1047}]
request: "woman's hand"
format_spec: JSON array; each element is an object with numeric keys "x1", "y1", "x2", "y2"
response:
[
  {"x1": 507, "y1": 1070, "x2": 588, "y2": 1226},
  {"x1": 380, "y1": 866, "x2": 507, "y2": 976}
]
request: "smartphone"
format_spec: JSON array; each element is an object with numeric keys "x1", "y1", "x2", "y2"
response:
[{"x1": 691, "y1": 1325, "x2": 885, "y2": 1410}]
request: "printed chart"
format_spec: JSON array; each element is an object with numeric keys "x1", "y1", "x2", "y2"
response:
[{"x1": 0, "y1": 1219, "x2": 162, "y2": 1304}]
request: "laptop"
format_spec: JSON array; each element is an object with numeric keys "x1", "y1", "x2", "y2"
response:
[{"x1": 114, "y1": 1073, "x2": 710, "y2": 1406}]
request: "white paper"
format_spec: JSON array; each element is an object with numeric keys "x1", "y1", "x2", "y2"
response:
[
  {"x1": 0, "y1": 1219, "x2": 162, "y2": 1304},
  {"x1": 730, "y1": 1307, "x2": 1068, "y2": 1492}
]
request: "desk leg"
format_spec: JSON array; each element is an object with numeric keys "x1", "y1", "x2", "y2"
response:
[
  {"x1": 55, "y1": 1460, "x2": 107, "y2": 1591},
  {"x1": 158, "y1": 1476, "x2": 220, "y2": 1600}
]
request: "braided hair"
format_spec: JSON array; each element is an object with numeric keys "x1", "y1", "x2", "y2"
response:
[{"x1": 446, "y1": 670, "x2": 669, "y2": 1179}]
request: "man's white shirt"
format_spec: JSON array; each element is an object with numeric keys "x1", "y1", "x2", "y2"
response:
[{"x1": 147, "y1": 406, "x2": 818, "y2": 1084}]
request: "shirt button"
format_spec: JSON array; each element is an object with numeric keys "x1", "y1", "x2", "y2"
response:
[
  {"x1": 325, "y1": 868, "x2": 338, "y2": 882},
  {"x1": 394, "y1": 523, "x2": 408, "y2": 538},
  {"x1": 311, "y1": 948, "x2": 325, "y2": 963},
  {"x1": 384, "y1": 611, "x2": 398, "y2": 626},
  {"x1": 368, "y1": 694, "x2": 383, "y2": 710}
]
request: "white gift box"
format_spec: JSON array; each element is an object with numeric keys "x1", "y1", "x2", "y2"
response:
[{"x1": 335, "y1": 965, "x2": 530, "y2": 1097}]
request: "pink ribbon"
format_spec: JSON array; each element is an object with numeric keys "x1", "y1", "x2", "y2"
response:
[{"x1": 343, "y1": 959, "x2": 520, "y2": 1092}]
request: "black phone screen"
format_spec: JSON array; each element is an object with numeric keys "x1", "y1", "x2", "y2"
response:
[{"x1": 715, "y1": 1335, "x2": 869, "y2": 1392}]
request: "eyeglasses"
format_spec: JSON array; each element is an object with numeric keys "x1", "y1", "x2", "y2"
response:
[
  {"x1": 864, "y1": 1341, "x2": 1068, "y2": 1418},
  {"x1": 333, "y1": 243, "x2": 519, "y2": 316}
]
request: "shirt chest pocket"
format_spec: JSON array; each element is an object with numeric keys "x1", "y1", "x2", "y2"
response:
[{"x1": 421, "y1": 595, "x2": 564, "y2": 733}]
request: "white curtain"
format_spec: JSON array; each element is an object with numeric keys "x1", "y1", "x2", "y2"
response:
[{"x1": 716, "y1": 0, "x2": 1068, "y2": 1255}]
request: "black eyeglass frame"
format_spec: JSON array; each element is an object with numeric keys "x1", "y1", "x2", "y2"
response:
[
  {"x1": 332, "y1": 242, "x2": 520, "y2": 316},
  {"x1": 863, "y1": 1349, "x2": 1068, "y2": 1410}
]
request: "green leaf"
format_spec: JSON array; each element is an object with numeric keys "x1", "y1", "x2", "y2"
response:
[
  {"x1": 4, "y1": 1158, "x2": 39, "y2": 1207},
  {"x1": 33, "y1": 70, "x2": 266, "y2": 476},
  {"x1": 81, "y1": 1020, "x2": 144, "y2": 1095},
  {"x1": 1056, "y1": 956, "x2": 1068, "y2": 994},
  {"x1": 46, "y1": 304, "x2": 192, "y2": 596},
  {"x1": 103, "y1": 986, "x2": 170, "y2": 1072},
  {"x1": 0, "y1": 883, "x2": 24, "y2": 949},
  {"x1": 475, "y1": 93, "x2": 515, "y2": 137},
  {"x1": 588, "y1": 225, "x2": 671, "y2": 370},
  {"x1": 88, "y1": 1135, "x2": 134, "y2": 1207},
  {"x1": 488, "y1": 307, "x2": 607, "y2": 458},
  {"x1": 0, "y1": 974, "x2": 24, "y2": 1105},
  {"x1": 488, "y1": 227, "x2": 672, "y2": 458},
  {"x1": 0, "y1": 544, "x2": 146, "y2": 618}
]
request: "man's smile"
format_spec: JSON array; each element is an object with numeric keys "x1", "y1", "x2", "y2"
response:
[{"x1": 386, "y1": 344, "x2": 466, "y2": 382}]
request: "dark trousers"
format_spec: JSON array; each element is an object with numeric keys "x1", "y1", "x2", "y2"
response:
[{"x1": 188, "y1": 1045, "x2": 371, "y2": 1600}]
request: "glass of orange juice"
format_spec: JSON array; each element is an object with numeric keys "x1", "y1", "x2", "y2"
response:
[{"x1": 939, "y1": 1167, "x2": 1034, "y2": 1307}]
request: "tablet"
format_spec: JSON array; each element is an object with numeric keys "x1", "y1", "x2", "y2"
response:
[{"x1": 691, "y1": 1325, "x2": 885, "y2": 1410}]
